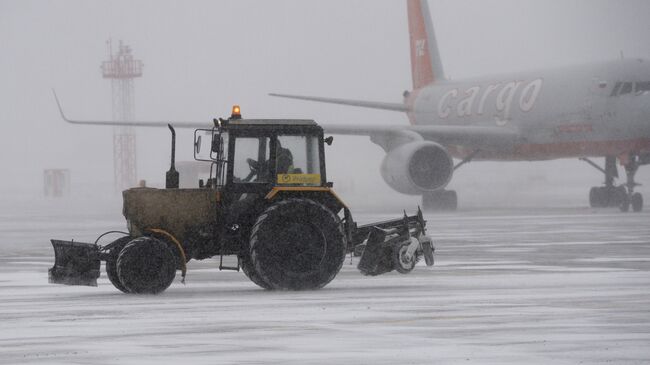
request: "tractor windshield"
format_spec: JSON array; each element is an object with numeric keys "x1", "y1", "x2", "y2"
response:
[
  {"x1": 233, "y1": 137, "x2": 271, "y2": 183},
  {"x1": 276, "y1": 135, "x2": 322, "y2": 186}
]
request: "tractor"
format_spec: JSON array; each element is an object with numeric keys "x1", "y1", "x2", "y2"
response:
[{"x1": 49, "y1": 107, "x2": 434, "y2": 293}]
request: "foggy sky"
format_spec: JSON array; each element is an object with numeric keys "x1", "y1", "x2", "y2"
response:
[{"x1": 1, "y1": 0, "x2": 650, "y2": 206}]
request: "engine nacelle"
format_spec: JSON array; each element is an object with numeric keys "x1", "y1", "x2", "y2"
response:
[{"x1": 380, "y1": 141, "x2": 453, "y2": 195}]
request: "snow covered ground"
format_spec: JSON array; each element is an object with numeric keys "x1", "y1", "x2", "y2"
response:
[{"x1": 1, "y1": 197, "x2": 650, "y2": 364}]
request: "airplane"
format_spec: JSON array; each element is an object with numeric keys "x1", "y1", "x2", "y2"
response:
[
  {"x1": 269, "y1": 0, "x2": 650, "y2": 212},
  {"x1": 54, "y1": 0, "x2": 650, "y2": 212}
]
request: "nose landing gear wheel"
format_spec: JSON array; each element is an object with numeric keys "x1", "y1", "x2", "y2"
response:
[
  {"x1": 631, "y1": 193, "x2": 643, "y2": 212},
  {"x1": 619, "y1": 194, "x2": 630, "y2": 212}
]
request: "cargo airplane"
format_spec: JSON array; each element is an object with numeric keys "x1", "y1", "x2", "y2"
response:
[
  {"x1": 270, "y1": 0, "x2": 650, "y2": 212},
  {"x1": 54, "y1": 0, "x2": 650, "y2": 211}
]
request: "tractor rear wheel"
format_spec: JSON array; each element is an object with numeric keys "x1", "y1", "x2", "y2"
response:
[
  {"x1": 105, "y1": 236, "x2": 133, "y2": 293},
  {"x1": 250, "y1": 198, "x2": 346, "y2": 290},
  {"x1": 116, "y1": 237, "x2": 176, "y2": 294}
]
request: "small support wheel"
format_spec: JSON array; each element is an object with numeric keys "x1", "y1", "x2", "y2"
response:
[
  {"x1": 631, "y1": 193, "x2": 643, "y2": 212},
  {"x1": 421, "y1": 240, "x2": 434, "y2": 266},
  {"x1": 117, "y1": 237, "x2": 176, "y2": 294},
  {"x1": 393, "y1": 241, "x2": 416, "y2": 274}
]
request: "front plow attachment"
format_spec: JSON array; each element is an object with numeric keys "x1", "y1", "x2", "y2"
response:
[{"x1": 49, "y1": 240, "x2": 101, "y2": 286}]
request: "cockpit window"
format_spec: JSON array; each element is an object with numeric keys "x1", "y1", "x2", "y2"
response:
[
  {"x1": 636, "y1": 81, "x2": 650, "y2": 94},
  {"x1": 620, "y1": 82, "x2": 634, "y2": 95},
  {"x1": 610, "y1": 81, "x2": 650, "y2": 97}
]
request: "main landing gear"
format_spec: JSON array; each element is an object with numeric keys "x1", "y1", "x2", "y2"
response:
[
  {"x1": 423, "y1": 190, "x2": 458, "y2": 211},
  {"x1": 422, "y1": 150, "x2": 481, "y2": 211},
  {"x1": 582, "y1": 155, "x2": 644, "y2": 212}
]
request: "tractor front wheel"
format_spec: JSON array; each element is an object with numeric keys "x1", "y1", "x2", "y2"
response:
[
  {"x1": 105, "y1": 236, "x2": 133, "y2": 293},
  {"x1": 116, "y1": 237, "x2": 176, "y2": 294}
]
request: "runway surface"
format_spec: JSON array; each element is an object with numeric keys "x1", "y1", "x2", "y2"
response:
[{"x1": 1, "y1": 197, "x2": 649, "y2": 364}]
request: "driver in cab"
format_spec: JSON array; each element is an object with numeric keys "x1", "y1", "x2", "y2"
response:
[{"x1": 245, "y1": 139, "x2": 294, "y2": 182}]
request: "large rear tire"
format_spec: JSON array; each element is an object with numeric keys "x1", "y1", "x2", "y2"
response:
[
  {"x1": 250, "y1": 198, "x2": 346, "y2": 290},
  {"x1": 240, "y1": 252, "x2": 272, "y2": 290},
  {"x1": 117, "y1": 237, "x2": 176, "y2": 294}
]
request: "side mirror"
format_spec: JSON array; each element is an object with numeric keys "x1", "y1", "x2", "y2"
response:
[
  {"x1": 194, "y1": 129, "x2": 218, "y2": 162},
  {"x1": 324, "y1": 136, "x2": 334, "y2": 146}
]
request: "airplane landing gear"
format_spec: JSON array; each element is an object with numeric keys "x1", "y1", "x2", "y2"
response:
[
  {"x1": 423, "y1": 190, "x2": 457, "y2": 211},
  {"x1": 588, "y1": 185, "x2": 627, "y2": 208},
  {"x1": 421, "y1": 150, "x2": 479, "y2": 212},
  {"x1": 582, "y1": 155, "x2": 644, "y2": 212},
  {"x1": 620, "y1": 156, "x2": 643, "y2": 212}
]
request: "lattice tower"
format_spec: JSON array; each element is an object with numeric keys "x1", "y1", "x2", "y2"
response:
[{"x1": 101, "y1": 40, "x2": 142, "y2": 191}]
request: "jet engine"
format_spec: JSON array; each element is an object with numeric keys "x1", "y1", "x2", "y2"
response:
[{"x1": 380, "y1": 141, "x2": 454, "y2": 195}]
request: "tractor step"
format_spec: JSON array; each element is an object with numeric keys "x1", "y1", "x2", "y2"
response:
[{"x1": 49, "y1": 240, "x2": 101, "y2": 286}]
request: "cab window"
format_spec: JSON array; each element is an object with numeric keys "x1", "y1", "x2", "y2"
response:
[
  {"x1": 232, "y1": 137, "x2": 270, "y2": 183},
  {"x1": 276, "y1": 135, "x2": 321, "y2": 186}
]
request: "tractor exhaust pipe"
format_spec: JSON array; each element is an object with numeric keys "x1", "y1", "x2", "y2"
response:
[{"x1": 166, "y1": 124, "x2": 179, "y2": 189}]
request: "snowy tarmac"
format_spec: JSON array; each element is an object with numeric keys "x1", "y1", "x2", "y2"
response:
[{"x1": 1, "y1": 198, "x2": 650, "y2": 364}]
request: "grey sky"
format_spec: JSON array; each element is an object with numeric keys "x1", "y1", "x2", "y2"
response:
[{"x1": 1, "y1": 0, "x2": 649, "y2": 205}]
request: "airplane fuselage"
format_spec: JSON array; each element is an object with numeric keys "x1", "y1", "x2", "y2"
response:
[{"x1": 409, "y1": 59, "x2": 650, "y2": 161}]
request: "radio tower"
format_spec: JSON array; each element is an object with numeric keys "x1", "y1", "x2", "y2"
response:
[{"x1": 101, "y1": 39, "x2": 143, "y2": 191}]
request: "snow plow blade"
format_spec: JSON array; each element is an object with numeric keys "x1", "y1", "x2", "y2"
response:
[{"x1": 48, "y1": 240, "x2": 101, "y2": 286}]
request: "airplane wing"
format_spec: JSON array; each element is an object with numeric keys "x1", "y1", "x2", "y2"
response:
[
  {"x1": 53, "y1": 90, "x2": 209, "y2": 129},
  {"x1": 322, "y1": 124, "x2": 519, "y2": 150},
  {"x1": 269, "y1": 93, "x2": 409, "y2": 112}
]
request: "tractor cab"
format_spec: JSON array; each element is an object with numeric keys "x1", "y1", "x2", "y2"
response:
[{"x1": 193, "y1": 107, "x2": 339, "y2": 212}]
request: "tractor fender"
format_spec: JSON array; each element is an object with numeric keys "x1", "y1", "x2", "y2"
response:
[{"x1": 264, "y1": 187, "x2": 348, "y2": 213}]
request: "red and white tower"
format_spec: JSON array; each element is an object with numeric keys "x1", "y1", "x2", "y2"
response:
[{"x1": 101, "y1": 40, "x2": 142, "y2": 191}]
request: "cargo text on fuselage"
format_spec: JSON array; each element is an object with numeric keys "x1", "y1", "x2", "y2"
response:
[{"x1": 434, "y1": 78, "x2": 544, "y2": 124}]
